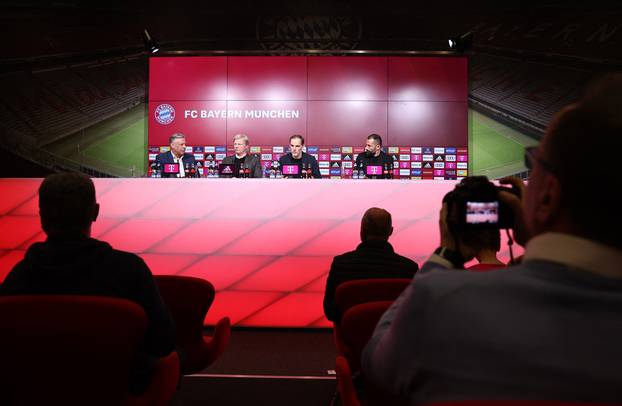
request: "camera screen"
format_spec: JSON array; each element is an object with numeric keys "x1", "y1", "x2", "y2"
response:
[{"x1": 466, "y1": 201, "x2": 499, "y2": 224}]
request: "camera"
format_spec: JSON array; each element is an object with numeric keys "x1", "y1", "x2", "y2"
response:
[{"x1": 443, "y1": 176, "x2": 520, "y2": 230}]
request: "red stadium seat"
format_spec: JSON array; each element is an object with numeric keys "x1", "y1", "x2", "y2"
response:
[
  {"x1": 0, "y1": 295, "x2": 179, "y2": 405},
  {"x1": 333, "y1": 278, "x2": 411, "y2": 365},
  {"x1": 155, "y1": 275, "x2": 231, "y2": 375}
]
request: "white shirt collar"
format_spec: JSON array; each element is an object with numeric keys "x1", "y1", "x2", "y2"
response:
[{"x1": 524, "y1": 232, "x2": 622, "y2": 278}]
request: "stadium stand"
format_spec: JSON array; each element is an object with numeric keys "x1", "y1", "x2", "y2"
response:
[
  {"x1": 470, "y1": 53, "x2": 593, "y2": 129},
  {"x1": 0, "y1": 57, "x2": 145, "y2": 147}
]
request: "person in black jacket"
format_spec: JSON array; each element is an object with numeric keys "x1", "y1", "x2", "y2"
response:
[
  {"x1": 278, "y1": 134, "x2": 321, "y2": 178},
  {"x1": 323, "y1": 207, "x2": 418, "y2": 322},
  {"x1": 0, "y1": 172, "x2": 176, "y2": 395}
]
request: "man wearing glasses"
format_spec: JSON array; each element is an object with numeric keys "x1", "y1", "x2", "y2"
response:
[{"x1": 363, "y1": 74, "x2": 622, "y2": 404}]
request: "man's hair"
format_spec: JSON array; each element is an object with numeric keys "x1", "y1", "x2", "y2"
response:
[
  {"x1": 361, "y1": 207, "x2": 392, "y2": 240},
  {"x1": 544, "y1": 73, "x2": 622, "y2": 247},
  {"x1": 169, "y1": 133, "x2": 185, "y2": 144},
  {"x1": 233, "y1": 133, "x2": 249, "y2": 145},
  {"x1": 39, "y1": 172, "x2": 96, "y2": 236},
  {"x1": 289, "y1": 134, "x2": 305, "y2": 145},
  {"x1": 367, "y1": 134, "x2": 382, "y2": 146}
]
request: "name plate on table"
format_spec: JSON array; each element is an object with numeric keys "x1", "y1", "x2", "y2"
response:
[
  {"x1": 366, "y1": 165, "x2": 383, "y2": 176},
  {"x1": 282, "y1": 165, "x2": 299, "y2": 175},
  {"x1": 163, "y1": 163, "x2": 180, "y2": 174}
]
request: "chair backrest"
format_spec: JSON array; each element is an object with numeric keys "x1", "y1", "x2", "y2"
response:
[
  {"x1": 155, "y1": 275, "x2": 216, "y2": 349},
  {"x1": 340, "y1": 300, "x2": 393, "y2": 372},
  {"x1": 0, "y1": 295, "x2": 147, "y2": 405},
  {"x1": 335, "y1": 278, "x2": 411, "y2": 317}
]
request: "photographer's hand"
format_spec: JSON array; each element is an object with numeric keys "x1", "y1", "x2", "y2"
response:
[{"x1": 498, "y1": 176, "x2": 530, "y2": 247}]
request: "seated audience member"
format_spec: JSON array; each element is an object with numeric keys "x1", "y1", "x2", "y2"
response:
[
  {"x1": 362, "y1": 74, "x2": 622, "y2": 404},
  {"x1": 154, "y1": 133, "x2": 199, "y2": 178},
  {"x1": 278, "y1": 134, "x2": 321, "y2": 178},
  {"x1": 323, "y1": 207, "x2": 418, "y2": 322},
  {"x1": 442, "y1": 176, "x2": 506, "y2": 271},
  {"x1": 0, "y1": 172, "x2": 176, "y2": 395},
  {"x1": 221, "y1": 133, "x2": 263, "y2": 178}
]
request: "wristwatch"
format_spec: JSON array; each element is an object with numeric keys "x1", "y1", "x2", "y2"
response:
[{"x1": 434, "y1": 246, "x2": 465, "y2": 269}]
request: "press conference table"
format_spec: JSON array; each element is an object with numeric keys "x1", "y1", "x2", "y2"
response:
[{"x1": 0, "y1": 178, "x2": 518, "y2": 327}]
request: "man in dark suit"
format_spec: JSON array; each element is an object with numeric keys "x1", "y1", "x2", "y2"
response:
[
  {"x1": 323, "y1": 207, "x2": 418, "y2": 322},
  {"x1": 154, "y1": 133, "x2": 198, "y2": 178},
  {"x1": 0, "y1": 172, "x2": 176, "y2": 395},
  {"x1": 221, "y1": 133, "x2": 263, "y2": 178}
]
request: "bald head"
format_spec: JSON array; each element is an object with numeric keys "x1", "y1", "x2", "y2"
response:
[{"x1": 361, "y1": 208, "x2": 393, "y2": 242}]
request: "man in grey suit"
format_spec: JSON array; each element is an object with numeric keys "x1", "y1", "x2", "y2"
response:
[
  {"x1": 221, "y1": 133, "x2": 263, "y2": 178},
  {"x1": 362, "y1": 73, "x2": 622, "y2": 404}
]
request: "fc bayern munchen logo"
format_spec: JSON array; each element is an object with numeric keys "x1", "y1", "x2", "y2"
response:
[{"x1": 155, "y1": 104, "x2": 175, "y2": 125}]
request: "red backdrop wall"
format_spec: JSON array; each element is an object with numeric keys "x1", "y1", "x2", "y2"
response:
[{"x1": 148, "y1": 56, "x2": 468, "y2": 179}]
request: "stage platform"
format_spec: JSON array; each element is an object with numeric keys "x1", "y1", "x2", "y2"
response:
[{"x1": 0, "y1": 178, "x2": 519, "y2": 328}]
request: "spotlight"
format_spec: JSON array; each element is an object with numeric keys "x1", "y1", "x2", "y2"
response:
[
  {"x1": 143, "y1": 29, "x2": 160, "y2": 54},
  {"x1": 448, "y1": 31, "x2": 473, "y2": 54}
]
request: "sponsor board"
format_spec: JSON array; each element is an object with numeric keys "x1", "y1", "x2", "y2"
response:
[
  {"x1": 216, "y1": 146, "x2": 226, "y2": 153},
  {"x1": 341, "y1": 146, "x2": 353, "y2": 153},
  {"x1": 399, "y1": 169, "x2": 411, "y2": 176},
  {"x1": 320, "y1": 168, "x2": 330, "y2": 176},
  {"x1": 434, "y1": 147, "x2": 445, "y2": 154},
  {"x1": 250, "y1": 146, "x2": 261, "y2": 154},
  {"x1": 446, "y1": 147, "x2": 457, "y2": 154},
  {"x1": 388, "y1": 147, "x2": 399, "y2": 154},
  {"x1": 411, "y1": 147, "x2": 422, "y2": 154},
  {"x1": 342, "y1": 161, "x2": 352, "y2": 168},
  {"x1": 273, "y1": 146, "x2": 284, "y2": 153},
  {"x1": 330, "y1": 154, "x2": 342, "y2": 161},
  {"x1": 422, "y1": 154, "x2": 433, "y2": 161},
  {"x1": 445, "y1": 162, "x2": 457, "y2": 169},
  {"x1": 261, "y1": 154, "x2": 273, "y2": 160},
  {"x1": 411, "y1": 162, "x2": 422, "y2": 168},
  {"x1": 307, "y1": 146, "x2": 319, "y2": 153},
  {"x1": 445, "y1": 155, "x2": 456, "y2": 162},
  {"x1": 457, "y1": 162, "x2": 468, "y2": 169},
  {"x1": 399, "y1": 154, "x2": 411, "y2": 161},
  {"x1": 434, "y1": 162, "x2": 445, "y2": 169},
  {"x1": 399, "y1": 162, "x2": 410, "y2": 169},
  {"x1": 457, "y1": 170, "x2": 468, "y2": 177},
  {"x1": 215, "y1": 153, "x2": 226, "y2": 160},
  {"x1": 148, "y1": 153, "x2": 157, "y2": 161},
  {"x1": 457, "y1": 155, "x2": 468, "y2": 162}
]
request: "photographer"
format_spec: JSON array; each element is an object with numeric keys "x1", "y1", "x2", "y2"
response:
[
  {"x1": 361, "y1": 73, "x2": 622, "y2": 405},
  {"x1": 439, "y1": 176, "x2": 510, "y2": 271}
]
